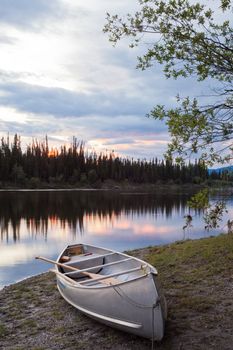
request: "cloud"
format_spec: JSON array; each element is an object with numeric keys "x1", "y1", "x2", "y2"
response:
[
  {"x1": 0, "y1": 81, "x2": 160, "y2": 118},
  {"x1": 0, "y1": 34, "x2": 16, "y2": 45},
  {"x1": 0, "y1": 118, "x2": 59, "y2": 138},
  {"x1": 0, "y1": 0, "x2": 64, "y2": 29}
]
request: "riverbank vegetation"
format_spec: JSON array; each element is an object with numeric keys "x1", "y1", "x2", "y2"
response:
[
  {"x1": 0, "y1": 134, "x2": 211, "y2": 189},
  {"x1": 1, "y1": 233, "x2": 233, "y2": 349}
]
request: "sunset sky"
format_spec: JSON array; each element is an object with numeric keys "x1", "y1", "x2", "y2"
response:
[{"x1": 0, "y1": 0, "x2": 211, "y2": 159}]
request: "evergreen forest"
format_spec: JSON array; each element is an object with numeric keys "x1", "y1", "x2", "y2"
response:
[{"x1": 0, "y1": 134, "x2": 218, "y2": 188}]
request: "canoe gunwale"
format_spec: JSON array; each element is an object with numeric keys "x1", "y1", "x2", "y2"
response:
[{"x1": 56, "y1": 243, "x2": 158, "y2": 290}]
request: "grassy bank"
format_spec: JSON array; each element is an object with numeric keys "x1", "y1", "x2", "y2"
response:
[{"x1": 1, "y1": 234, "x2": 233, "y2": 349}]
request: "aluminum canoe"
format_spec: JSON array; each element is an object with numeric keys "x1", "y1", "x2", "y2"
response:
[{"x1": 55, "y1": 243, "x2": 167, "y2": 340}]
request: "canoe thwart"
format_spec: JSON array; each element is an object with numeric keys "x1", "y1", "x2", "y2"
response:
[
  {"x1": 79, "y1": 265, "x2": 148, "y2": 285},
  {"x1": 64, "y1": 257, "x2": 134, "y2": 276}
]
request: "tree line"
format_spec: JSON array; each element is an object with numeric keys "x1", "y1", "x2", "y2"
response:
[
  {"x1": 209, "y1": 169, "x2": 233, "y2": 182},
  {"x1": 0, "y1": 134, "x2": 208, "y2": 187}
]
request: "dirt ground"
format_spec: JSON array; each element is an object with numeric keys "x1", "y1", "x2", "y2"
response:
[{"x1": 1, "y1": 234, "x2": 233, "y2": 350}]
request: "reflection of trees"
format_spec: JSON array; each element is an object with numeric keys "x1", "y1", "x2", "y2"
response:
[{"x1": 0, "y1": 191, "x2": 189, "y2": 242}]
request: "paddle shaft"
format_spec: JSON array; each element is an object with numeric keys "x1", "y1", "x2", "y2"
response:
[
  {"x1": 36, "y1": 256, "x2": 101, "y2": 277},
  {"x1": 35, "y1": 256, "x2": 118, "y2": 285}
]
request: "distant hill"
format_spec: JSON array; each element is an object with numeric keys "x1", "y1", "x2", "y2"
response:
[{"x1": 208, "y1": 165, "x2": 233, "y2": 174}]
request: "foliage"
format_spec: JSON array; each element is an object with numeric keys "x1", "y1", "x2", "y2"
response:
[
  {"x1": 183, "y1": 188, "x2": 227, "y2": 230},
  {"x1": 80, "y1": 173, "x2": 88, "y2": 185},
  {"x1": 203, "y1": 201, "x2": 227, "y2": 230},
  {"x1": 104, "y1": 0, "x2": 233, "y2": 164},
  {"x1": 187, "y1": 188, "x2": 209, "y2": 210},
  {"x1": 28, "y1": 177, "x2": 41, "y2": 189},
  {"x1": 88, "y1": 169, "x2": 98, "y2": 184}
]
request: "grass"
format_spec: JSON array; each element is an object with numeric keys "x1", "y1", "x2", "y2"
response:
[
  {"x1": 0, "y1": 323, "x2": 7, "y2": 338},
  {"x1": 21, "y1": 319, "x2": 37, "y2": 329},
  {"x1": 51, "y1": 310, "x2": 65, "y2": 320},
  {"x1": 143, "y1": 234, "x2": 233, "y2": 285}
]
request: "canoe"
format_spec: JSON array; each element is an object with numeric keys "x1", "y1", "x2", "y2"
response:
[{"x1": 54, "y1": 243, "x2": 167, "y2": 340}]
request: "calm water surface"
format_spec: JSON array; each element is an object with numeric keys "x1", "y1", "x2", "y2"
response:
[{"x1": 0, "y1": 189, "x2": 232, "y2": 289}]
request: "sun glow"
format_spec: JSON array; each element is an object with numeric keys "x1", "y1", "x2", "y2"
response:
[{"x1": 48, "y1": 148, "x2": 59, "y2": 157}]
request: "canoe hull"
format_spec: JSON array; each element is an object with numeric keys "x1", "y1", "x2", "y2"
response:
[{"x1": 55, "y1": 244, "x2": 166, "y2": 340}]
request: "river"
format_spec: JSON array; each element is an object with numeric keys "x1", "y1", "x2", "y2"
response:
[{"x1": 0, "y1": 189, "x2": 231, "y2": 289}]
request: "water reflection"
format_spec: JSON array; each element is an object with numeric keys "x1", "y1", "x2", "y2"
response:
[
  {"x1": 0, "y1": 190, "x2": 188, "y2": 242},
  {"x1": 0, "y1": 190, "x2": 231, "y2": 289}
]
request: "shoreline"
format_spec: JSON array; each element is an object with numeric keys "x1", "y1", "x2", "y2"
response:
[
  {"x1": 0, "y1": 181, "x2": 207, "y2": 192},
  {"x1": 0, "y1": 181, "x2": 231, "y2": 195},
  {"x1": 1, "y1": 234, "x2": 233, "y2": 349}
]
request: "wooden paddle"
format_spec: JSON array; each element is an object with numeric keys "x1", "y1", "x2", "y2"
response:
[{"x1": 35, "y1": 256, "x2": 119, "y2": 285}]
